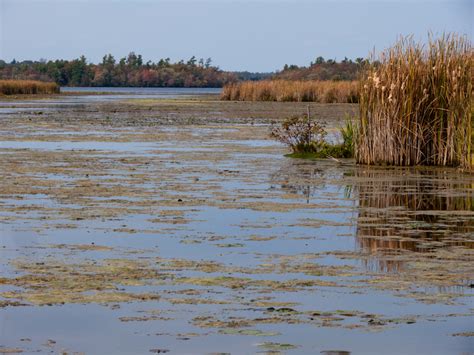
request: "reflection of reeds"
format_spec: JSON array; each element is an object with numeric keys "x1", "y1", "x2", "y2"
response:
[
  {"x1": 269, "y1": 159, "x2": 342, "y2": 202},
  {"x1": 0, "y1": 80, "x2": 60, "y2": 95},
  {"x1": 221, "y1": 80, "x2": 358, "y2": 103},
  {"x1": 356, "y1": 34, "x2": 472, "y2": 168},
  {"x1": 354, "y1": 167, "x2": 474, "y2": 271}
]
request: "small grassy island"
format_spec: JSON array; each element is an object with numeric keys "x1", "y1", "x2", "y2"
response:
[{"x1": 267, "y1": 34, "x2": 472, "y2": 169}]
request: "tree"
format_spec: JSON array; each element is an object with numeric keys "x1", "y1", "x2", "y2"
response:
[
  {"x1": 126, "y1": 52, "x2": 142, "y2": 68},
  {"x1": 101, "y1": 54, "x2": 116, "y2": 86},
  {"x1": 69, "y1": 55, "x2": 91, "y2": 86},
  {"x1": 187, "y1": 56, "x2": 197, "y2": 66},
  {"x1": 315, "y1": 56, "x2": 325, "y2": 64}
]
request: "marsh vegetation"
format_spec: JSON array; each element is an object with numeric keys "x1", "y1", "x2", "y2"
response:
[
  {"x1": 221, "y1": 80, "x2": 359, "y2": 103},
  {"x1": 270, "y1": 112, "x2": 355, "y2": 158},
  {"x1": 0, "y1": 79, "x2": 59, "y2": 95},
  {"x1": 356, "y1": 34, "x2": 472, "y2": 168}
]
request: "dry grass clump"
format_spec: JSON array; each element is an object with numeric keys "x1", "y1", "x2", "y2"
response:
[
  {"x1": 221, "y1": 80, "x2": 358, "y2": 103},
  {"x1": 356, "y1": 34, "x2": 473, "y2": 168},
  {"x1": 0, "y1": 80, "x2": 60, "y2": 95}
]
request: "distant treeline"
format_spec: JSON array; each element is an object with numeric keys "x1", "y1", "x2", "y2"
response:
[
  {"x1": 0, "y1": 53, "x2": 366, "y2": 87},
  {"x1": 273, "y1": 57, "x2": 366, "y2": 81},
  {"x1": 0, "y1": 53, "x2": 238, "y2": 87}
]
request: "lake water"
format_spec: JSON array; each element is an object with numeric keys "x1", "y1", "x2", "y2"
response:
[
  {"x1": 0, "y1": 90, "x2": 472, "y2": 354},
  {"x1": 60, "y1": 87, "x2": 222, "y2": 95},
  {"x1": 0, "y1": 87, "x2": 221, "y2": 113}
]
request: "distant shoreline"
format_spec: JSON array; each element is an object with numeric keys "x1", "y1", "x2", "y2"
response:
[{"x1": 0, "y1": 86, "x2": 222, "y2": 100}]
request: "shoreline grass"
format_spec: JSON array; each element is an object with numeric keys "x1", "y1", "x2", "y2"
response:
[
  {"x1": 221, "y1": 80, "x2": 358, "y2": 103},
  {"x1": 356, "y1": 34, "x2": 472, "y2": 168},
  {"x1": 0, "y1": 80, "x2": 60, "y2": 95}
]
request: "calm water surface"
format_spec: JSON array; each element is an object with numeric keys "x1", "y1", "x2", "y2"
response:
[{"x1": 0, "y1": 90, "x2": 472, "y2": 354}]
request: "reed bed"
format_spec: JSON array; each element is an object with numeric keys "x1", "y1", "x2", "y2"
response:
[
  {"x1": 0, "y1": 80, "x2": 60, "y2": 95},
  {"x1": 356, "y1": 34, "x2": 473, "y2": 168},
  {"x1": 221, "y1": 80, "x2": 359, "y2": 103}
]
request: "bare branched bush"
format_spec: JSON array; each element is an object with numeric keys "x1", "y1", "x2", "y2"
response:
[
  {"x1": 270, "y1": 114, "x2": 327, "y2": 153},
  {"x1": 271, "y1": 112, "x2": 357, "y2": 158}
]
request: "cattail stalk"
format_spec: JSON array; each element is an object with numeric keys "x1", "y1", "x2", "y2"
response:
[{"x1": 356, "y1": 34, "x2": 472, "y2": 168}]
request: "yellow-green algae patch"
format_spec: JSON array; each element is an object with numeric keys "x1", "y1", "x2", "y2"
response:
[
  {"x1": 1, "y1": 245, "x2": 472, "y2": 307},
  {"x1": 219, "y1": 329, "x2": 280, "y2": 336},
  {"x1": 0, "y1": 258, "x2": 165, "y2": 305},
  {"x1": 49, "y1": 243, "x2": 113, "y2": 251},
  {"x1": 257, "y1": 342, "x2": 299, "y2": 351},
  {"x1": 0, "y1": 348, "x2": 24, "y2": 354}
]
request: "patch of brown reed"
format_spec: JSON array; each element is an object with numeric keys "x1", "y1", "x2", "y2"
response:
[
  {"x1": 221, "y1": 80, "x2": 358, "y2": 103},
  {"x1": 0, "y1": 80, "x2": 60, "y2": 95},
  {"x1": 356, "y1": 34, "x2": 473, "y2": 168}
]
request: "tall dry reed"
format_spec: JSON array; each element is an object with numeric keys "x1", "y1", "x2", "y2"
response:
[
  {"x1": 221, "y1": 80, "x2": 359, "y2": 103},
  {"x1": 0, "y1": 80, "x2": 60, "y2": 95},
  {"x1": 356, "y1": 34, "x2": 473, "y2": 168}
]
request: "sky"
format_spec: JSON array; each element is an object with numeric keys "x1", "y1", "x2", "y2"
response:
[{"x1": 0, "y1": 0, "x2": 472, "y2": 72}]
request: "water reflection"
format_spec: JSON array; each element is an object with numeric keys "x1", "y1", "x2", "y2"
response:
[
  {"x1": 270, "y1": 159, "x2": 344, "y2": 203},
  {"x1": 271, "y1": 160, "x2": 474, "y2": 272},
  {"x1": 353, "y1": 167, "x2": 474, "y2": 271}
]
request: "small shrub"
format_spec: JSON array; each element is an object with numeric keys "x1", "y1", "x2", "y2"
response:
[
  {"x1": 270, "y1": 114, "x2": 356, "y2": 159},
  {"x1": 270, "y1": 114, "x2": 327, "y2": 153}
]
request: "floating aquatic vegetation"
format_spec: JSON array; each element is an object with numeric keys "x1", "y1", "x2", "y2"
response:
[
  {"x1": 218, "y1": 329, "x2": 280, "y2": 336},
  {"x1": 256, "y1": 342, "x2": 299, "y2": 351}
]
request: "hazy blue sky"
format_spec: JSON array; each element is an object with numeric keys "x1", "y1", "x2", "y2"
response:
[{"x1": 0, "y1": 0, "x2": 472, "y2": 71}]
